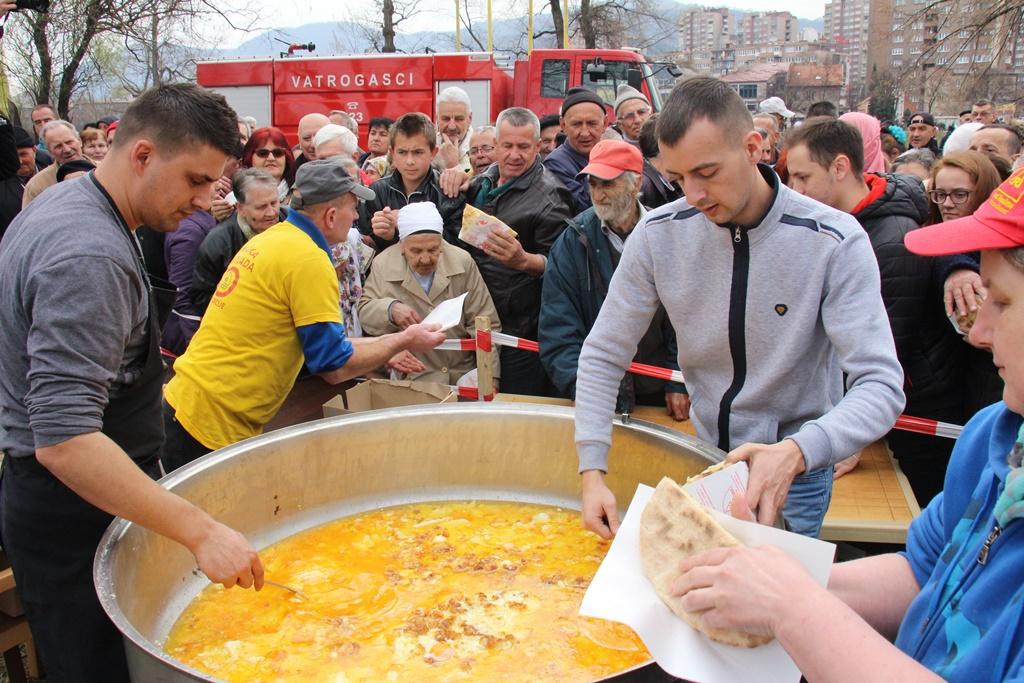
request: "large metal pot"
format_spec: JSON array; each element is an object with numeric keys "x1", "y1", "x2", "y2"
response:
[{"x1": 95, "y1": 403, "x2": 723, "y2": 682}]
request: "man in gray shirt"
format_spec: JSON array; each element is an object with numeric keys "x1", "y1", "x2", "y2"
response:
[
  {"x1": 0, "y1": 84, "x2": 264, "y2": 682},
  {"x1": 576, "y1": 77, "x2": 905, "y2": 538}
]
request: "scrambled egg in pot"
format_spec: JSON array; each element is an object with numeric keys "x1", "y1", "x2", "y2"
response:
[{"x1": 165, "y1": 501, "x2": 649, "y2": 682}]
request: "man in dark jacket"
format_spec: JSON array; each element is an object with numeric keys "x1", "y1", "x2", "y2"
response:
[
  {"x1": 637, "y1": 115, "x2": 683, "y2": 209},
  {"x1": 453, "y1": 107, "x2": 575, "y2": 395},
  {"x1": 787, "y1": 117, "x2": 965, "y2": 504},
  {"x1": 540, "y1": 140, "x2": 689, "y2": 419},
  {"x1": 543, "y1": 87, "x2": 608, "y2": 212}
]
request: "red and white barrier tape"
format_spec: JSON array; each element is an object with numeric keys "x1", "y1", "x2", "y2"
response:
[
  {"x1": 893, "y1": 415, "x2": 963, "y2": 440},
  {"x1": 433, "y1": 331, "x2": 964, "y2": 439}
]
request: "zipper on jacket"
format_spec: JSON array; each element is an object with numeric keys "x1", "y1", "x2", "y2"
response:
[
  {"x1": 716, "y1": 225, "x2": 750, "y2": 452},
  {"x1": 913, "y1": 515, "x2": 1004, "y2": 658},
  {"x1": 977, "y1": 524, "x2": 1002, "y2": 565}
]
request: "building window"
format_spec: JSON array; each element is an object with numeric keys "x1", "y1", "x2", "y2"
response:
[
  {"x1": 891, "y1": 47, "x2": 904, "y2": 55},
  {"x1": 540, "y1": 60, "x2": 570, "y2": 98},
  {"x1": 957, "y1": 55, "x2": 970, "y2": 63},
  {"x1": 892, "y1": 58, "x2": 903, "y2": 66},
  {"x1": 737, "y1": 84, "x2": 758, "y2": 98},
  {"x1": 937, "y1": 56, "x2": 948, "y2": 64},
  {"x1": 894, "y1": 34, "x2": 904, "y2": 42}
]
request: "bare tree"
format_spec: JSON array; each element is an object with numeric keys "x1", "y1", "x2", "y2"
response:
[
  {"x1": 5, "y1": 0, "x2": 259, "y2": 116},
  {"x1": 894, "y1": 0, "x2": 1024, "y2": 112},
  {"x1": 352, "y1": 0, "x2": 428, "y2": 53},
  {"x1": 572, "y1": 0, "x2": 677, "y2": 52}
]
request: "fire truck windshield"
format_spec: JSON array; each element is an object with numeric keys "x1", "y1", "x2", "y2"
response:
[{"x1": 581, "y1": 59, "x2": 662, "y2": 113}]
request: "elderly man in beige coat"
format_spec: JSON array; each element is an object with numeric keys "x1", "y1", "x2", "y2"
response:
[{"x1": 359, "y1": 202, "x2": 501, "y2": 386}]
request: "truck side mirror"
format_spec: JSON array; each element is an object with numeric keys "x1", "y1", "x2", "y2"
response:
[{"x1": 627, "y1": 68, "x2": 642, "y2": 90}]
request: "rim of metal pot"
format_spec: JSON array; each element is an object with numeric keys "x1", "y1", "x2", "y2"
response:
[{"x1": 94, "y1": 402, "x2": 721, "y2": 680}]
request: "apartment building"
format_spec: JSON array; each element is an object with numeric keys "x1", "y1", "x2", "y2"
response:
[
  {"x1": 678, "y1": 6, "x2": 836, "y2": 80},
  {"x1": 823, "y1": 0, "x2": 873, "y2": 103},
  {"x1": 884, "y1": 0, "x2": 1023, "y2": 112}
]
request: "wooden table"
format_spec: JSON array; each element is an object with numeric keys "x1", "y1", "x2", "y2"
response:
[
  {"x1": 497, "y1": 397, "x2": 922, "y2": 544},
  {"x1": 608, "y1": 405, "x2": 921, "y2": 545}
]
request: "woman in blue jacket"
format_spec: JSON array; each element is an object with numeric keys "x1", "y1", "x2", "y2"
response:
[{"x1": 669, "y1": 169, "x2": 1024, "y2": 682}]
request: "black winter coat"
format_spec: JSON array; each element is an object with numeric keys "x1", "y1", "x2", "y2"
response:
[
  {"x1": 854, "y1": 173, "x2": 965, "y2": 410},
  {"x1": 456, "y1": 159, "x2": 575, "y2": 338},
  {"x1": 359, "y1": 170, "x2": 465, "y2": 253},
  {"x1": 639, "y1": 159, "x2": 682, "y2": 210},
  {"x1": 188, "y1": 213, "x2": 247, "y2": 314}
]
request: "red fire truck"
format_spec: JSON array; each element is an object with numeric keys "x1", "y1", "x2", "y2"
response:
[{"x1": 195, "y1": 49, "x2": 673, "y2": 146}]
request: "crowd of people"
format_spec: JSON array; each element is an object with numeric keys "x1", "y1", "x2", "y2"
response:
[{"x1": 0, "y1": 34, "x2": 1023, "y2": 680}]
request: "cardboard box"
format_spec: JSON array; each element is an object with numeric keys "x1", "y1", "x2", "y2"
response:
[{"x1": 323, "y1": 379, "x2": 456, "y2": 417}]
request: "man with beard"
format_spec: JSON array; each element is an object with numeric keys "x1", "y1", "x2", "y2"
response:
[
  {"x1": 908, "y1": 112, "x2": 941, "y2": 157},
  {"x1": 540, "y1": 139, "x2": 689, "y2": 421}
]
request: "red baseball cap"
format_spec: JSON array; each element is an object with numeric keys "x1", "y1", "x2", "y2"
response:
[
  {"x1": 905, "y1": 167, "x2": 1024, "y2": 256},
  {"x1": 577, "y1": 139, "x2": 643, "y2": 181}
]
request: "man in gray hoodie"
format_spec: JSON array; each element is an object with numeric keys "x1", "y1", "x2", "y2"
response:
[{"x1": 575, "y1": 77, "x2": 905, "y2": 538}]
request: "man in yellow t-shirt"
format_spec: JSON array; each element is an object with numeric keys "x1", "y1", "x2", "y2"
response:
[{"x1": 162, "y1": 160, "x2": 446, "y2": 472}]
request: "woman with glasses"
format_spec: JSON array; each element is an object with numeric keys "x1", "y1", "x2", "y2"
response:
[
  {"x1": 928, "y1": 151, "x2": 1006, "y2": 418},
  {"x1": 239, "y1": 127, "x2": 296, "y2": 204},
  {"x1": 928, "y1": 151, "x2": 1001, "y2": 225}
]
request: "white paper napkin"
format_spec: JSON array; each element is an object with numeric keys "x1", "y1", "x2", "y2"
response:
[
  {"x1": 422, "y1": 293, "x2": 468, "y2": 332},
  {"x1": 580, "y1": 483, "x2": 836, "y2": 683}
]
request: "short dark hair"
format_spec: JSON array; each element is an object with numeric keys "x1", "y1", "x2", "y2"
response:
[
  {"x1": 960, "y1": 110, "x2": 972, "y2": 117},
  {"x1": 806, "y1": 101, "x2": 838, "y2": 118},
  {"x1": 974, "y1": 99, "x2": 994, "y2": 108},
  {"x1": 390, "y1": 112, "x2": 437, "y2": 149},
  {"x1": 369, "y1": 116, "x2": 393, "y2": 131},
  {"x1": 978, "y1": 123, "x2": 1023, "y2": 155},
  {"x1": 657, "y1": 76, "x2": 753, "y2": 147},
  {"x1": 638, "y1": 114, "x2": 660, "y2": 158},
  {"x1": 539, "y1": 113, "x2": 561, "y2": 131},
  {"x1": 784, "y1": 116, "x2": 865, "y2": 176},
  {"x1": 113, "y1": 83, "x2": 239, "y2": 158}
]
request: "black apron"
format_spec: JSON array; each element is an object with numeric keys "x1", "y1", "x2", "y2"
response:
[{"x1": 0, "y1": 173, "x2": 169, "y2": 682}]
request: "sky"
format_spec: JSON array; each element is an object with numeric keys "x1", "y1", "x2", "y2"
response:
[{"x1": 222, "y1": 0, "x2": 827, "y2": 48}]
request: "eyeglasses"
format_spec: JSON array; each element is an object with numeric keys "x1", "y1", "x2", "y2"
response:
[
  {"x1": 469, "y1": 145, "x2": 495, "y2": 155},
  {"x1": 620, "y1": 107, "x2": 651, "y2": 122},
  {"x1": 254, "y1": 147, "x2": 288, "y2": 159},
  {"x1": 928, "y1": 189, "x2": 973, "y2": 205}
]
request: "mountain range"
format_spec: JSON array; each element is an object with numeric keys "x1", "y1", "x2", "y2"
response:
[{"x1": 218, "y1": 3, "x2": 824, "y2": 62}]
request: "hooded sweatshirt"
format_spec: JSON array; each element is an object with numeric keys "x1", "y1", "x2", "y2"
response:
[
  {"x1": 895, "y1": 402, "x2": 1024, "y2": 681},
  {"x1": 575, "y1": 165, "x2": 905, "y2": 473}
]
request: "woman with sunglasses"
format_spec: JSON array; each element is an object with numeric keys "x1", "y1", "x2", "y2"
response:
[
  {"x1": 928, "y1": 151, "x2": 1005, "y2": 417},
  {"x1": 239, "y1": 127, "x2": 296, "y2": 203}
]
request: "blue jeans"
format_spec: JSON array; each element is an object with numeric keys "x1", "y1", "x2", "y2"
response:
[{"x1": 782, "y1": 466, "x2": 833, "y2": 537}]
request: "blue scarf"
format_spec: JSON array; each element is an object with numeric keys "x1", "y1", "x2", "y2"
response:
[{"x1": 994, "y1": 423, "x2": 1024, "y2": 528}]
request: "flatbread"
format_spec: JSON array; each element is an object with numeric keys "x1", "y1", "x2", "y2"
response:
[
  {"x1": 639, "y1": 476, "x2": 773, "y2": 648},
  {"x1": 685, "y1": 460, "x2": 728, "y2": 484}
]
